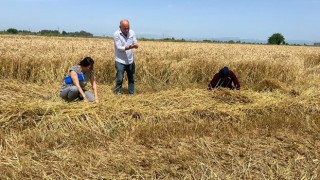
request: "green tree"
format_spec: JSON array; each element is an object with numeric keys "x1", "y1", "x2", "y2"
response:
[
  {"x1": 39, "y1": 30, "x2": 60, "y2": 36},
  {"x1": 7, "y1": 28, "x2": 18, "y2": 34},
  {"x1": 268, "y1": 33, "x2": 285, "y2": 45},
  {"x1": 79, "y1": 30, "x2": 93, "y2": 37}
]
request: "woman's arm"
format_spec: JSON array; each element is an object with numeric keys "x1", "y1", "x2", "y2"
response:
[
  {"x1": 70, "y1": 71, "x2": 88, "y2": 102},
  {"x1": 90, "y1": 74, "x2": 99, "y2": 103}
]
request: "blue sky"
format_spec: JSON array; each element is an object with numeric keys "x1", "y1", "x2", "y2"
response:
[{"x1": 1, "y1": 0, "x2": 319, "y2": 42}]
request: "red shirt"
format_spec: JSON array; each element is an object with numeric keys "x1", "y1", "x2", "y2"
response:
[{"x1": 208, "y1": 70, "x2": 240, "y2": 90}]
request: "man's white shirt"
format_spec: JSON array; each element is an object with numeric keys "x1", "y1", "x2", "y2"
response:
[{"x1": 113, "y1": 29, "x2": 137, "y2": 65}]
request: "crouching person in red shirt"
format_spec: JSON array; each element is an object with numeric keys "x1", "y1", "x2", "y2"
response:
[{"x1": 208, "y1": 66, "x2": 240, "y2": 90}]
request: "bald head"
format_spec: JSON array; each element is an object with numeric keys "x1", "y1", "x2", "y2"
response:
[
  {"x1": 120, "y1": 19, "x2": 129, "y2": 26},
  {"x1": 120, "y1": 19, "x2": 130, "y2": 36}
]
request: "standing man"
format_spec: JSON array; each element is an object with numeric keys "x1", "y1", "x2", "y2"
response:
[{"x1": 113, "y1": 19, "x2": 139, "y2": 96}]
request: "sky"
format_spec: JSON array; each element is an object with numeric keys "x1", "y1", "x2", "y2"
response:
[{"x1": 1, "y1": 0, "x2": 319, "y2": 42}]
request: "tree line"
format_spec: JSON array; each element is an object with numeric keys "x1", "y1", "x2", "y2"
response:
[
  {"x1": 2, "y1": 28, "x2": 93, "y2": 37},
  {"x1": 2, "y1": 28, "x2": 304, "y2": 46},
  {"x1": 139, "y1": 33, "x2": 296, "y2": 45}
]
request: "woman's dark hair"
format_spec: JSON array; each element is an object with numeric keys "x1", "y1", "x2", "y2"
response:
[{"x1": 79, "y1": 57, "x2": 94, "y2": 70}]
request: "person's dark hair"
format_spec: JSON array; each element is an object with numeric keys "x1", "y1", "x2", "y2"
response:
[
  {"x1": 219, "y1": 66, "x2": 230, "y2": 77},
  {"x1": 79, "y1": 57, "x2": 94, "y2": 70}
]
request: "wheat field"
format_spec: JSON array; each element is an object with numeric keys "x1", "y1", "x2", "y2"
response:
[{"x1": 0, "y1": 35, "x2": 320, "y2": 179}]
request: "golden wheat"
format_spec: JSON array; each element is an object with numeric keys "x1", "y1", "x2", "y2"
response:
[{"x1": 0, "y1": 35, "x2": 319, "y2": 179}]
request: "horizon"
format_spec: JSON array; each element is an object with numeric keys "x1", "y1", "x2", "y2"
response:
[
  {"x1": 1, "y1": 0, "x2": 319, "y2": 44},
  {"x1": 1, "y1": 29, "x2": 317, "y2": 45}
]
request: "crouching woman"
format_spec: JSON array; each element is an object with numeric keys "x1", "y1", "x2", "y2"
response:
[{"x1": 60, "y1": 57, "x2": 99, "y2": 103}]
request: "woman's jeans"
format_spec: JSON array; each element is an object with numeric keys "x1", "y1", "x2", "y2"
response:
[
  {"x1": 115, "y1": 61, "x2": 135, "y2": 95},
  {"x1": 60, "y1": 86, "x2": 95, "y2": 102}
]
